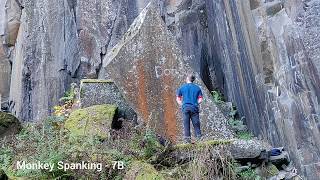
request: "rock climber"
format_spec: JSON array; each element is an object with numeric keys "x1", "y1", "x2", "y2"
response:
[{"x1": 176, "y1": 73, "x2": 203, "y2": 143}]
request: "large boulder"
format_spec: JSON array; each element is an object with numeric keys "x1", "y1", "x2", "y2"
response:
[
  {"x1": 64, "y1": 104, "x2": 118, "y2": 139},
  {"x1": 0, "y1": 112, "x2": 21, "y2": 138},
  {"x1": 102, "y1": 2, "x2": 234, "y2": 142},
  {"x1": 79, "y1": 79, "x2": 137, "y2": 121},
  {"x1": 167, "y1": 139, "x2": 271, "y2": 166},
  {"x1": 230, "y1": 139, "x2": 271, "y2": 159}
]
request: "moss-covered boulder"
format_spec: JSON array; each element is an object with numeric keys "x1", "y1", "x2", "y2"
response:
[
  {"x1": 0, "y1": 112, "x2": 21, "y2": 138},
  {"x1": 65, "y1": 105, "x2": 118, "y2": 139},
  {"x1": 124, "y1": 161, "x2": 164, "y2": 180}
]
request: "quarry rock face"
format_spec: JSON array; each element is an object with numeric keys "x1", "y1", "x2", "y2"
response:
[
  {"x1": 0, "y1": 0, "x2": 21, "y2": 107},
  {"x1": 103, "y1": 2, "x2": 233, "y2": 142},
  {"x1": 0, "y1": 50, "x2": 11, "y2": 108},
  {"x1": 9, "y1": 0, "x2": 79, "y2": 121},
  {"x1": 0, "y1": 0, "x2": 320, "y2": 178},
  {"x1": 198, "y1": 0, "x2": 320, "y2": 179},
  {"x1": 76, "y1": 0, "x2": 149, "y2": 78},
  {"x1": 79, "y1": 79, "x2": 137, "y2": 121},
  {"x1": 164, "y1": 0, "x2": 320, "y2": 177},
  {"x1": 3, "y1": 0, "x2": 150, "y2": 121}
]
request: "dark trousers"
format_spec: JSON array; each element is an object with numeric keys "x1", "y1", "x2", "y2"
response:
[{"x1": 182, "y1": 105, "x2": 202, "y2": 143}]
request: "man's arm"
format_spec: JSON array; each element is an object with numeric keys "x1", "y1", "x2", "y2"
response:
[
  {"x1": 176, "y1": 96, "x2": 183, "y2": 105},
  {"x1": 176, "y1": 88, "x2": 183, "y2": 106},
  {"x1": 197, "y1": 88, "x2": 203, "y2": 104},
  {"x1": 197, "y1": 96, "x2": 203, "y2": 104}
]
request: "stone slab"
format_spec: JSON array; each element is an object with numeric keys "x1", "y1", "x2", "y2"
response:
[{"x1": 79, "y1": 79, "x2": 137, "y2": 121}]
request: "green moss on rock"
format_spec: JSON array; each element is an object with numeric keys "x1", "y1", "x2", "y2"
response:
[
  {"x1": 266, "y1": 164, "x2": 279, "y2": 177},
  {"x1": 125, "y1": 161, "x2": 164, "y2": 180},
  {"x1": 174, "y1": 139, "x2": 233, "y2": 151},
  {"x1": 65, "y1": 105, "x2": 118, "y2": 139},
  {"x1": 0, "y1": 112, "x2": 21, "y2": 138}
]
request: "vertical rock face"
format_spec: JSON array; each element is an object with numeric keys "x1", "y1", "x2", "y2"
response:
[
  {"x1": 103, "y1": 2, "x2": 233, "y2": 142},
  {"x1": 4, "y1": 0, "x2": 149, "y2": 121},
  {"x1": 193, "y1": 0, "x2": 320, "y2": 179},
  {"x1": 76, "y1": 0, "x2": 149, "y2": 78},
  {"x1": 161, "y1": 0, "x2": 320, "y2": 178},
  {"x1": 9, "y1": 0, "x2": 78, "y2": 121},
  {"x1": 301, "y1": 0, "x2": 320, "y2": 74},
  {"x1": 61, "y1": 0, "x2": 154, "y2": 80},
  {"x1": 1, "y1": 0, "x2": 320, "y2": 178},
  {"x1": 249, "y1": 1, "x2": 320, "y2": 178},
  {"x1": 161, "y1": 0, "x2": 219, "y2": 90},
  {"x1": 0, "y1": 46, "x2": 11, "y2": 107},
  {"x1": 0, "y1": 0, "x2": 21, "y2": 108}
]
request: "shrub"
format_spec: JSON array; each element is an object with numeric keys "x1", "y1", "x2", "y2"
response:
[
  {"x1": 0, "y1": 146, "x2": 14, "y2": 170},
  {"x1": 143, "y1": 130, "x2": 163, "y2": 159},
  {"x1": 0, "y1": 122, "x2": 70, "y2": 179},
  {"x1": 229, "y1": 105, "x2": 238, "y2": 118},
  {"x1": 238, "y1": 167, "x2": 261, "y2": 180},
  {"x1": 211, "y1": 90, "x2": 224, "y2": 104},
  {"x1": 228, "y1": 118, "x2": 247, "y2": 132}
]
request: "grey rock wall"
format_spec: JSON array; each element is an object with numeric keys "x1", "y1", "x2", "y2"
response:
[
  {"x1": 250, "y1": 1, "x2": 320, "y2": 178},
  {"x1": 9, "y1": 0, "x2": 78, "y2": 121},
  {"x1": 5, "y1": 0, "x2": 150, "y2": 121},
  {"x1": 0, "y1": 0, "x2": 21, "y2": 108},
  {"x1": 1, "y1": 0, "x2": 320, "y2": 178},
  {"x1": 199, "y1": 0, "x2": 320, "y2": 179},
  {"x1": 159, "y1": 0, "x2": 320, "y2": 178}
]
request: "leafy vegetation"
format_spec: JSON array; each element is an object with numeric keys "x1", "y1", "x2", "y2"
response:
[
  {"x1": 211, "y1": 90, "x2": 225, "y2": 104},
  {"x1": 238, "y1": 167, "x2": 261, "y2": 180},
  {"x1": 211, "y1": 89, "x2": 254, "y2": 140},
  {"x1": 143, "y1": 130, "x2": 163, "y2": 159},
  {"x1": 0, "y1": 121, "x2": 70, "y2": 179},
  {"x1": 53, "y1": 83, "x2": 77, "y2": 118},
  {"x1": 59, "y1": 84, "x2": 77, "y2": 104}
]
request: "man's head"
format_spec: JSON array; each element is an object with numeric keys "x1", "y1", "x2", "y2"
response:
[{"x1": 186, "y1": 73, "x2": 196, "y2": 83}]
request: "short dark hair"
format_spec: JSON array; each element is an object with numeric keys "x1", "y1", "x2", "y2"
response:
[{"x1": 187, "y1": 73, "x2": 196, "y2": 82}]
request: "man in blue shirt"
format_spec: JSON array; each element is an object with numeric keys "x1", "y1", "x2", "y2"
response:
[{"x1": 176, "y1": 74, "x2": 203, "y2": 143}]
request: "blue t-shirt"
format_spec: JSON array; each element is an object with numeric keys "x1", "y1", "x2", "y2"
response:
[{"x1": 176, "y1": 83, "x2": 203, "y2": 109}]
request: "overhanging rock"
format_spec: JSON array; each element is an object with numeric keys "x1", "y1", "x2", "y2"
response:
[
  {"x1": 79, "y1": 79, "x2": 137, "y2": 121},
  {"x1": 103, "y1": 2, "x2": 234, "y2": 142}
]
